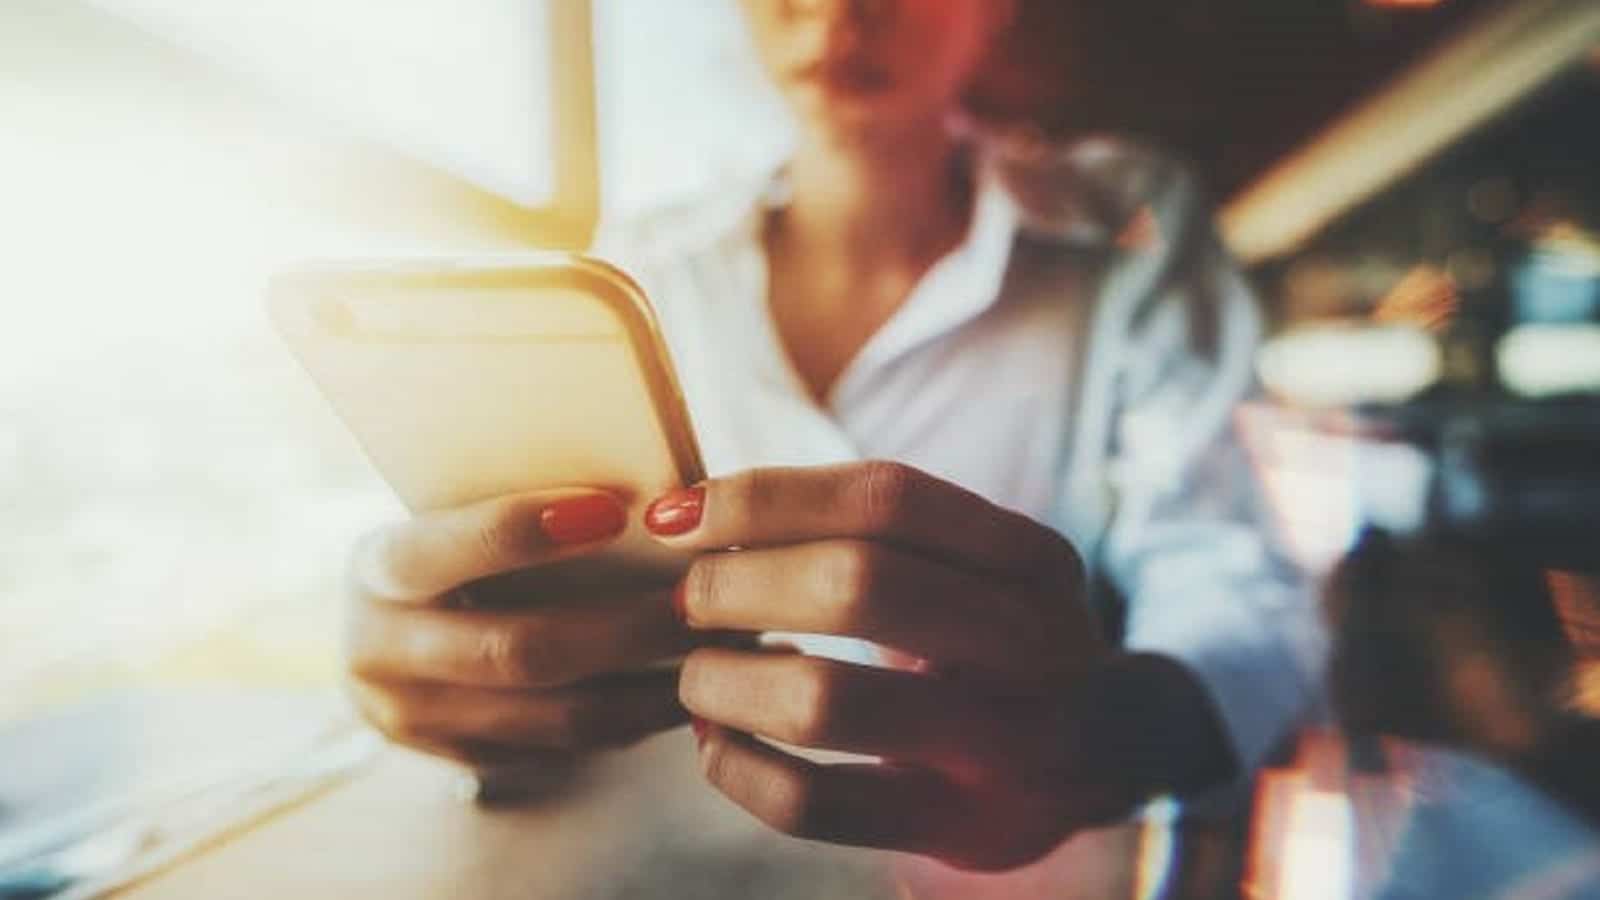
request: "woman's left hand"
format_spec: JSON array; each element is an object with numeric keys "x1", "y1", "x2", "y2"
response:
[{"x1": 644, "y1": 462, "x2": 1205, "y2": 871}]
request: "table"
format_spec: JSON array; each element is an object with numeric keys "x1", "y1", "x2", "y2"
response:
[{"x1": 113, "y1": 729, "x2": 1228, "y2": 900}]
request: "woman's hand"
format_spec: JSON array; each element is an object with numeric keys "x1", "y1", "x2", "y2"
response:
[
  {"x1": 648, "y1": 462, "x2": 1236, "y2": 871},
  {"x1": 344, "y1": 490, "x2": 696, "y2": 771}
]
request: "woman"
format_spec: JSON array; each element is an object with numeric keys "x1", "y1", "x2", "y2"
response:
[{"x1": 343, "y1": 0, "x2": 1321, "y2": 872}]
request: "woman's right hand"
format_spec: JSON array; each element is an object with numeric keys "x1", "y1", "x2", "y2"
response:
[{"x1": 343, "y1": 489, "x2": 696, "y2": 771}]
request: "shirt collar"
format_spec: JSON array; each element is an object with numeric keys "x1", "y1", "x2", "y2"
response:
[
  {"x1": 731, "y1": 134, "x2": 1172, "y2": 256},
  {"x1": 852, "y1": 162, "x2": 1022, "y2": 368},
  {"x1": 981, "y1": 134, "x2": 1180, "y2": 250}
]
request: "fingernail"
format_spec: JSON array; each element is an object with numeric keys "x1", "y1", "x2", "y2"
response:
[
  {"x1": 645, "y1": 486, "x2": 705, "y2": 536},
  {"x1": 539, "y1": 494, "x2": 626, "y2": 546},
  {"x1": 690, "y1": 716, "x2": 710, "y2": 744},
  {"x1": 672, "y1": 580, "x2": 691, "y2": 624}
]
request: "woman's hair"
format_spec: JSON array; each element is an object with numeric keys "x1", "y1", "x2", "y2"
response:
[
  {"x1": 962, "y1": 0, "x2": 1223, "y2": 145},
  {"x1": 959, "y1": 0, "x2": 1225, "y2": 234},
  {"x1": 968, "y1": 0, "x2": 1508, "y2": 200}
]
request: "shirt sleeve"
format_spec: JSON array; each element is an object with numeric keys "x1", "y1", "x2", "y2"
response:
[{"x1": 1093, "y1": 200, "x2": 1329, "y2": 799}]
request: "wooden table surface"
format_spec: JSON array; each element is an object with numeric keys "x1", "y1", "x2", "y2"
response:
[{"x1": 113, "y1": 729, "x2": 1191, "y2": 900}]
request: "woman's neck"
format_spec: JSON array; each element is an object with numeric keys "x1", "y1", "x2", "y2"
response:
[
  {"x1": 761, "y1": 117, "x2": 977, "y2": 401},
  {"x1": 780, "y1": 120, "x2": 973, "y2": 273}
]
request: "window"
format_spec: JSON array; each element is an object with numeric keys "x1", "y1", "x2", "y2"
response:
[{"x1": 0, "y1": 0, "x2": 781, "y2": 724}]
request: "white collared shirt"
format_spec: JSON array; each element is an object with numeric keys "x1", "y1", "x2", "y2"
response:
[
  {"x1": 619, "y1": 164, "x2": 1072, "y2": 522},
  {"x1": 596, "y1": 140, "x2": 1327, "y2": 796}
]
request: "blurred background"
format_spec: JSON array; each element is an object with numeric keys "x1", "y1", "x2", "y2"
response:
[{"x1": 2, "y1": 0, "x2": 1598, "y2": 897}]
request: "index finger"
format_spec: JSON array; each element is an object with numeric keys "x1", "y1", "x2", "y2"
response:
[
  {"x1": 645, "y1": 462, "x2": 1081, "y2": 578},
  {"x1": 351, "y1": 490, "x2": 626, "y2": 605}
]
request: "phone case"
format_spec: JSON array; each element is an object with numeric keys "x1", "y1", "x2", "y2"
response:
[{"x1": 269, "y1": 254, "x2": 705, "y2": 578}]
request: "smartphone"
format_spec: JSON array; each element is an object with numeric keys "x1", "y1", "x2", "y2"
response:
[{"x1": 268, "y1": 254, "x2": 705, "y2": 581}]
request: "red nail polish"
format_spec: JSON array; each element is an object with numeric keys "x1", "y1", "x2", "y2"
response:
[
  {"x1": 645, "y1": 486, "x2": 705, "y2": 536},
  {"x1": 690, "y1": 716, "x2": 710, "y2": 743},
  {"x1": 539, "y1": 495, "x2": 626, "y2": 547}
]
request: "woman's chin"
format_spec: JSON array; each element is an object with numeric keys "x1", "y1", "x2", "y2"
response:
[{"x1": 792, "y1": 88, "x2": 934, "y2": 139}]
